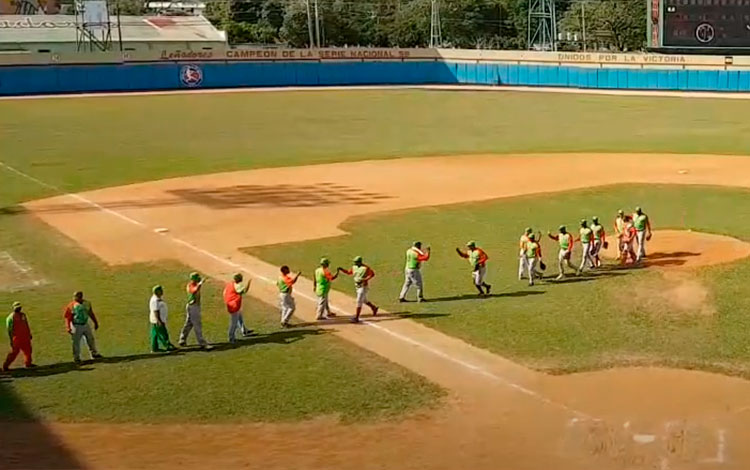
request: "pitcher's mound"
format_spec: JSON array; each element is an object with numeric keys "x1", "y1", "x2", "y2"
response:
[{"x1": 603, "y1": 229, "x2": 750, "y2": 269}]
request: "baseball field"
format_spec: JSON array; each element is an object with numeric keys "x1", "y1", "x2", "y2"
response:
[{"x1": 3, "y1": 88, "x2": 750, "y2": 469}]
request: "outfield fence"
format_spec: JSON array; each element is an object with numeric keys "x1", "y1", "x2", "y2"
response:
[{"x1": 3, "y1": 48, "x2": 750, "y2": 96}]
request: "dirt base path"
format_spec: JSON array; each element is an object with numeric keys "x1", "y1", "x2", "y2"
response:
[{"x1": 16, "y1": 153, "x2": 750, "y2": 470}]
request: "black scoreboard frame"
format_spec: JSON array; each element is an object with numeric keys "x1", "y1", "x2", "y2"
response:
[{"x1": 648, "y1": 0, "x2": 750, "y2": 52}]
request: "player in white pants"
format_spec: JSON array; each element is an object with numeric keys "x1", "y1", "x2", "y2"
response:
[
  {"x1": 277, "y1": 266, "x2": 301, "y2": 327},
  {"x1": 399, "y1": 241, "x2": 430, "y2": 302},
  {"x1": 577, "y1": 220, "x2": 596, "y2": 273},
  {"x1": 456, "y1": 241, "x2": 491, "y2": 296},
  {"x1": 548, "y1": 226, "x2": 575, "y2": 280},
  {"x1": 524, "y1": 233, "x2": 543, "y2": 286},
  {"x1": 518, "y1": 228, "x2": 533, "y2": 280},
  {"x1": 590, "y1": 216, "x2": 607, "y2": 268},
  {"x1": 632, "y1": 207, "x2": 653, "y2": 262},
  {"x1": 339, "y1": 256, "x2": 379, "y2": 323}
]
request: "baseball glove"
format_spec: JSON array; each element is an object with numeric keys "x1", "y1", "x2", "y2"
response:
[
  {"x1": 603, "y1": 241, "x2": 609, "y2": 249},
  {"x1": 539, "y1": 261, "x2": 547, "y2": 271}
]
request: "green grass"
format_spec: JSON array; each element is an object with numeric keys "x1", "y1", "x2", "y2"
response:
[
  {"x1": 3, "y1": 89, "x2": 750, "y2": 200},
  {"x1": 4, "y1": 89, "x2": 750, "y2": 422},
  {"x1": 0, "y1": 214, "x2": 442, "y2": 423},
  {"x1": 247, "y1": 184, "x2": 750, "y2": 377}
]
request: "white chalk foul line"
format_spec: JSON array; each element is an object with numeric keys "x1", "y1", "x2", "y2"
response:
[{"x1": 2, "y1": 160, "x2": 591, "y2": 419}]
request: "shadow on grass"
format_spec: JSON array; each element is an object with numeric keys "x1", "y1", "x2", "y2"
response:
[
  {"x1": 0, "y1": 377, "x2": 85, "y2": 469},
  {"x1": 2, "y1": 328, "x2": 326, "y2": 379},
  {"x1": 293, "y1": 312, "x2": 449, "y2": 328},
  {"x1": 423, "y1": 291, "x2": 546, "y2": 302}
]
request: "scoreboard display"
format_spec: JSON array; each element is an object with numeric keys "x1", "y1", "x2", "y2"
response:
[{"x1": 659, "y1": 0, "x2": 750, "y2": 48}]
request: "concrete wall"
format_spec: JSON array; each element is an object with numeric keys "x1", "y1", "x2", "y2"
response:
[{"x1": 3, "y1": 50, "x2": 750, "y2": 96}]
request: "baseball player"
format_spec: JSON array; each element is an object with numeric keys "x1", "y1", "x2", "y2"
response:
[
  {"x1": 620, "y1": 216, "x2": 638, "y2": 264},
  {"x1": 3, "y1": 302, "x2": 35, "y2": 371},
  {"x1": 590, "y1": 216, "x2": 607, "y2": 268},
  {"x1": 278, "y1": 266, "x2": 301, "y2": 327},
  {"x1": 455, "y1": 241, "x2": 491, "y2": 296},
  {"x1": 314, "y1": 258, "x2": 339, "y2": 320},
  {"x1": 548, "y1": 226, "x2": 575, "y2": 280},
  {"x1": 518, "y1": 228, "x2": 533, "y2": 280},
  {"x1": 179, "y1": 272, "x2": 212, "y2": 349},
  {"x1": 524, "y1": 233, "x2": 543, "y2": 286},
  {"x1": 149, "y1": 285, "x2": 176, "y2": 353},
  {"x1": 223, "y1": 273, "x2": 254, "y2": 344},
  {"x1": 64, "y1": 291, "x2": 102, "y2": 364},
  {"x1": 613, "y1": 210, "x2": 626, "y2": 260},
  {"x1": 339, "y1": 256, "x2": 379, "y2": 323},
  {"x1": 399, "y1": 241, "x2": 431, "y2": 303},
  {"x1": 577, "y1": 219, "x2": 596, "y2": 273},
  {"x1": 633, "y1": 207, "x2": 653, "y2": 262}
]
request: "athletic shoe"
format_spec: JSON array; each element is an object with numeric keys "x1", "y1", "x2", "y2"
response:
[
  {"x1": 328, "y1": 312, "x2": 337, "y2": 317},
  {"x1": 26, "y1": 363, "x2": 37, "y2": 369},
  {"x1": 280, "y1": 322, "x2": 290, "y2": 328},
  {"x1": 372, "y1": 306, "x2": 379, "y2": 316},
  {"x1": 242, "y1": 330, "x2": 254, "y2": 337},
  {"x1": 528, "y1": 281, "x2": 534, "y2": 287},
  {"x1": 166, "y1": 345, "x2": 178, "y2": 352},
  {"x1": 485, "y1": 285, "x2": 492, "y2": 295},
  {"x1": 398, "y1": 298, "x2": 407, "y2": 303},
  {"x1": 418, "y1": 297, "x2": 425, "y2": 303},
  {"x1": 350, "y1": 317, "x2": 361, "y2": 323},
  {"x1": 200, "y1": 344, "x2": 214, "y2": 351},
  {"x1": 1, "y1": 366, "x2": 9, "y2": 372},
  {"x1": 178, "y1": 341, "x2": 187, "y2": 348},
  {"x1": 151, "y1": 348, "x2": 164, "y2": 354},
  {"x1": 556, "y1": 274, "x2": 564, "y2": 280},
  {"x1": 92, "y1": 353, "x2": 103, "y2": 359},
  {"x1": 73, "y1": 358, "x2": 82, "y2": 365},
  {"x1": 316, "y1": 315, "x2": 329, "y2": 320}
]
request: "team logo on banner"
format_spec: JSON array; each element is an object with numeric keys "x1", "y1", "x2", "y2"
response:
[{"x1": 180, "y1": 64, "x2": 203, "y2": 87}]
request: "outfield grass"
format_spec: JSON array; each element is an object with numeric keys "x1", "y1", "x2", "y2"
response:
[
  {"x1": 3, "y1": 89, "x2": 750, "y2": 198},
  {"x1": 248, "y1": 184, "x2": 750, "y2": 377},
  {"x1": 0, "y1": 213, "x2": 441, "y2": 423}
]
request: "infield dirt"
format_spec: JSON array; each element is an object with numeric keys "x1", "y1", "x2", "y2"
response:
[{"x1": 15, "y1": 153, "x2": 750, "y2": 470}]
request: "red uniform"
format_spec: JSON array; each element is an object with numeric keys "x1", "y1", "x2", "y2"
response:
[{"x1": 4, "y1": 310, "x2": 33, "y2": 369}]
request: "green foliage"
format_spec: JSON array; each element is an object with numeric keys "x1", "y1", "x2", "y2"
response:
[
  {"x1": 560, "y1": 0, "x2": 647, "y2": 51},
  {"x1": 248, "y1": 184, "x2": 750, "y2": 377}
]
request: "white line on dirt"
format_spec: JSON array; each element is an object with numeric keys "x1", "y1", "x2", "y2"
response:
[
  {"x1": 0, "y1": 251, "x2": 31, "y2": 274},
  {"x1": 5, "y1": 84, "x2": 750, "y2": 102},
  {"x1": 1, "y1": 159, "x2": 593, "y2": 419}
]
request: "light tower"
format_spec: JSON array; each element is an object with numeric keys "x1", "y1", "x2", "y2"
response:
[
  {"x1": 429, "y1": 0, "x2": 442, "y2": 48},
  {"x1": 74, "y1": 0, "x2": 122, "y2": 52},
  {"x1": 527, "y1": 0, "x2": 557, "y2": 51}
]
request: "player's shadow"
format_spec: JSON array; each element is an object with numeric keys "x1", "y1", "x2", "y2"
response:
[
  {"x1": 2, "y1": 329, "x2": 326, "y2": 379},
  {"x1": 643, "y1": 251, "x2": 700, "y2": 267},
  {"x1": 423, "y1": 291, "x2": 545, "y2": 302}
]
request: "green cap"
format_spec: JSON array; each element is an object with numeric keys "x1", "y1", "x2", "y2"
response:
[
  {"x1": 592, "y1": 216, "x2": 599, "y2": 223},
  {"x1": 559, "y1": 225, "x2": 566, "y2": 232},
  {"x1": 618, "y1": 209, "x2": 624, "y2": 215},
  {"x1": 320, "y1": 257, "x2": 330, "y2": 266},
  {"x1": 233, "y1": 273, "x2": 243, "y2": 282},
  {"x1": 190, "y1": 272, "x2": 201, "y2": 282},
  {"x1": 413, "y1": 241, "x2": 421, "y2": 247},
  {"x1": 528, "y1": 233, "x2": 536, "y2": 240},
  {"x1": 525, "y1": 227, "x2": 533, "y2": 234},
  {"x1": 152, "y1": 285, "x2": 163, "y2": 294},
  {"x1": 12, "y1": 301, "x2": 21, "y2": 310},
  {"x1": 466, "y1": 241, "x2": 476, "y2": 248},
  {"x1": 636, "y1": 206, "x2": 642, "y2": 213},
  {"x1": 353, "y1": 256, "x2": 363, "y2": 264},
  {"x1": 580, "y1": 219, "x2": 587, "y2": 226}
]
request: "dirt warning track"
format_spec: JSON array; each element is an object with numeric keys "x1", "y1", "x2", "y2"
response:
[{"x1": 16, "y1": 153, "x2": 750, "y2": 470}]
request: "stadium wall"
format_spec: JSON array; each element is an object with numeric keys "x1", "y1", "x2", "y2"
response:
[{"x1": 3, "y1": 48, "x2": 750, "y2": 95}]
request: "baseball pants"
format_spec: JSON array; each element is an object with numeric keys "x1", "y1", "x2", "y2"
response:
[
  {"x1": 579, "y1": 243, "x2": 595, "y2": 271},
  {"x1": 180, "y1": 304, "x2": 207, "y2": 346},
  {"x1": 399, "y1": 268, "x2": 424, "y2": 300},
  {"x1": 526, "y1": 258, "x2": 538, "y2": 284},
  {"x1": 71, "y1": 323, "x2": 98, "y2": 361},
  {"x1": 518, "y1": 253, "x2": 526, "y2": 279},
  {"x1": 558, "y1": 250, "x2": 575, "y2": 274},
  {"x1": 636, "y1": 231, "x2": 647, "y2": 261},
  {"x1": 316, "y1": 293, "x2": 331, "y2": 319},
  {"x1": 280, "y1": 293, "x2": 296, "y2": 325},
  {"x1": 150, "y1": 323, "x2": 172, "y2": 352},
  {"x1": 228, "y1": 311, "x2": 251, "y2": 342},
  {"x1": 3, "y1": 340, "x2": 32, "y2": 368},
  {"x1": 356, "y1": 286, "x2": 370, "y2": 308},
  {"x1": 472, "y1": 265, "x2": 487, "y2": 287}
]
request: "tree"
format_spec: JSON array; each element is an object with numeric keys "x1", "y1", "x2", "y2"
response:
[{"x1": 559, "y1": 0, "x2": 646, "y2": 51}]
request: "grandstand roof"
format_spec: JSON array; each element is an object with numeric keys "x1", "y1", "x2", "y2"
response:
[{"x1": 0, "y1": 15, "x2": 226, "y2": 43}]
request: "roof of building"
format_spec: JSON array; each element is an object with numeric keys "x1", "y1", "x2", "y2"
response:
[{"x1": 0, "y1": 14, "x2": 226, "y2": 43}]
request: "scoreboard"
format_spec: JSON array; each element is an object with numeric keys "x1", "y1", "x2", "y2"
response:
[{"x1": 650, "y1": 0, "x2": 750, "y2": 49}]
